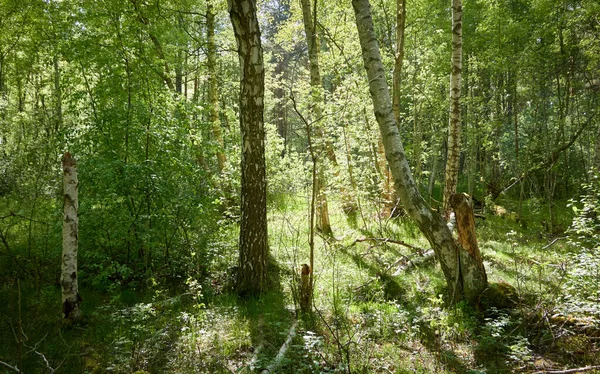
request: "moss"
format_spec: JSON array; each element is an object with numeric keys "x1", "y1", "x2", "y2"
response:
[{"x1": 479, "y1": 281, "x2": 517, "y2": 310}]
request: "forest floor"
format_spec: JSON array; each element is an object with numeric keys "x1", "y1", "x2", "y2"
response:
[{"x1": 1, "y1": 196, "x2": 600, "y2": 373}]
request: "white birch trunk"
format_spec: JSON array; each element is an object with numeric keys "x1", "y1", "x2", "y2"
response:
[
  {"x1": 443, "y1": 0, "x2": 463, "y2": 218},
  {"x1": 352, "y1": 0, "x2": 486, "y2": 303},
  {"x1": 228, "y1": 0, "x2": 269, "y2": 295},
  {"x1": 61, "y1": 152, "x2": 81, "y2": 320}
]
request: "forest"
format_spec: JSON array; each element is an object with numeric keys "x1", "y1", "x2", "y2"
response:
[{"x1": 0, "y1": 0, "x2": 599, "y2": 372}]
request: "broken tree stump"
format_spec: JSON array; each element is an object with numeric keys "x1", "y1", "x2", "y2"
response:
[{"x1": 300, "y1": 264, "x2": 311, "y2": 313}]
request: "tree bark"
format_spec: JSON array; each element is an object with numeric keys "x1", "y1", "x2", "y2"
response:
[
  {"x1": 53, "y1": 55, "x2": 63, "y2": 132},
  {"x1": 380, "y1": 0, "x2": 406, "y2": 217},
  {"x1": 449, "y1": 193, "x2": 487, "y2": 301},
  {"x1": 228, "y1": 0, "x2": 269, "y2": 296},
  {"x1": 300, "y1": 0, "x2": 333, "y2": 235},
  {"x1": 300, "y1": 264, "x2": 311, "y2": 312},
  {"x1": 61, "y1": 152, "x2": 81, "y2": 321},
  {"x1": 352, "y1": 0, "x2": 487, "y2": 303},
  {"x1": 412, "y1": 85, "x2": 422, "y2": 187},
  {"x1": 443, "y1": 0, "x2": 463, "y2": 219},
  {"x1": 0, "y1": 53, "x2": 5, "y2": 96},
  {"x1": 392, "y1": 0, "x2": 406, "y2": 125},
  {"x1": 207, "y1": 0, "x2": 226, "y2": 173},
  {"x1": 595, "y1": 125, "x2": 600, "y2": 173},
  {"x1": 428, "y1": 138, "x2": 440, "y2": 202}
]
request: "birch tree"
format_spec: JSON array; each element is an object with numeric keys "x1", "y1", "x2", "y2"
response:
[
  {"x1": 352, "y1": 0, "x2": 487, "y2": 303},
  {"x1": 381, "y1": 0, "x2": 406, "y2": 217},
  {"x1": 228, "y1": 0, "x2": 269, "y2": 295},
  {"x1": 443, "y1": 0, "x2": 463, "y2": 218},
  {"x1": 61, "y1": 152, "x2": 81, "y2": 321}
]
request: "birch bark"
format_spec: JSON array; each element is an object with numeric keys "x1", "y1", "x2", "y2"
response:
[
  {"x1": 443, "y1": 0, "x2": 463, "y2": 218},
  {"x1": 381, "y1": 0, "x2": 406, "y2": 217},
  {"x1": 61, "y1": 152, "x2": 81, "y2": 320},
  {"x1": 228, "y1": 0, "x2": 269, "y2": 295},
  {"x1": 352, "y1": 0, "x2": 487, "y2": 303}
]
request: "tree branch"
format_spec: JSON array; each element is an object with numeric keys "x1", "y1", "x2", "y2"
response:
[{"x1": 0, "y1": 360, "x2": 20, "y2": 373}]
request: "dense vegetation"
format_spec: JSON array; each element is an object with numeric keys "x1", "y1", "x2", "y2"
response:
[{"x1": 0, "y1": 0, "x2": 598, "y2": 372}]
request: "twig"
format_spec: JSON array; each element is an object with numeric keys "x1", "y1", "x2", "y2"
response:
[
  {"x1": 534, "y1": 365, "x2": 600, "y2": 374},
  {"x1": 0, "y1": 211, "x2": 50, "y2": 225},
  {"x1": 541, "y1": 236, "x2": 565, "y2": 250},
  {"x1": 24, "y1": 333, "x2": 56, "y2": 373}
]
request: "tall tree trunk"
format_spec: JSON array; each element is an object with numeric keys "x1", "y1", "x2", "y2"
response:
[
  {"x1": 352, "y1": 0, "x2": 487, "y2": 303},
  {"x1": 595, "y1": 125, "x2": 600, "y2": 173},
  {"x1": 443, "y1": 0, "x2": 463, "y2": 219},
  {"x1": 0, "y1": 53, "x2": 5, "y2": 96},
  {"x1": 228, "y1": 0, "x2": 269, "y2": 296},
  {"x1": 428, "y1": 139, "x2": 440, "y2": 202},
  {"x1": 61, "y1": 152, "x2": 81, "y2": 321},
  {"x1": 175, "y1": 17, "x2": 184, "y2": 95},
  {"x1": 300, "y1": 0, "x2": 333, "y2": 235},
  {"x1": 392, "y1": 0, "x2": 406, "y2": 125},
  {"x1": 53, "y1": 55, "x2": 63, "y2": 133},
  {"x1": 208, "y1": 0, "x2": 226, "y2": 173},
  {"x1": 412, "y1": 93, "x2": 422, "y2": 187},
  {"x1": 273, "y1": 56, "x2": 288, "y2": 156},
  {"x1": 380, "y1": 0, "x2": 406, "y2": 217}
]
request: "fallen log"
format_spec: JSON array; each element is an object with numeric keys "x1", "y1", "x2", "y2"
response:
[
  {"x1": 260, "y1": 320, "x2": 298, "y2": 374},
  {"x1": 354, "y1": 237, "x2": 427, "y2": 254},
  {"x1": 534, "y1": 365, "x2": 600, "y2": 374},
  {"x1": 391, "y1": 249, "x2": 435, "y2": 276}
]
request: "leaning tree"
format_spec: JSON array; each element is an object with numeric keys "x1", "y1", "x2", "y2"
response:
[{"x1": 352, "y1": 0, "x2": 487, "y2": 303}]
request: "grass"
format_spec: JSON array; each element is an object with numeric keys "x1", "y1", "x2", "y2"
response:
[{"x1": 0, "y1": 194, "x2": 599, "y2": 373}]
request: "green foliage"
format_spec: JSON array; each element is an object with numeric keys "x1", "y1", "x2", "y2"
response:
[
  {"x1": 562, "y1": 174, "x2": 600, "y2": 317},
  {"x1": 0, "y1": 0, "x2": 599, "y2": 372}
]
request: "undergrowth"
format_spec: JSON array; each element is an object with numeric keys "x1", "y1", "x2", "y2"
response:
[{"x1": 1, "y1": 194, "x2": 599, "y2": 373}]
